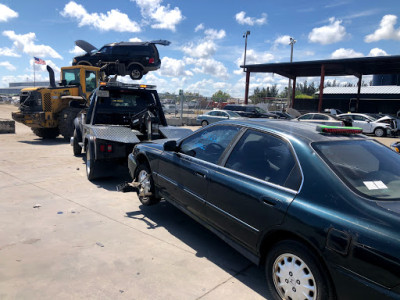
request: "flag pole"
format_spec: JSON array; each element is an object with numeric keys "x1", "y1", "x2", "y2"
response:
[{"x1": 33, "y1": 58, "x2": 36, "y2": 87}]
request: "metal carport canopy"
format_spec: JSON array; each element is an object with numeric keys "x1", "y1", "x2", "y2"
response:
[
  {"x1": 242, "y1": 55, "x2": 400, "y2": 79},
  {"x1": 241, "y1": 55, "x2": 400, "y2": 111}
]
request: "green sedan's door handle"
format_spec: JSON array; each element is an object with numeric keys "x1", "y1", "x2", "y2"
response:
[
  {"x1": 195, "y1": 171, "x2": 207, "y2": 178},
  {"x1": 259, "y1": 196, "x2": 281, "y2": 206}
]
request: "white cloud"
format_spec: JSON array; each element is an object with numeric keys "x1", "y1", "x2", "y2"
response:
[
  {"x1": 236, "y1": 49, "x2": 274, "y2": 67},
  {"x1": 186, "y1": 79, "x2": 232, "y2": 97},
  {"x1": 69, "y1": 45, "x2": 85, "y2": 55},
  {"x1": 274, "y1": 35, "x2": 291, "y2": 46},
  {"x1": 365, "y1": 15, "x2": 400, "y2": 42},
  {"x1": 195, "y1": 23, "x2": 204, "y2": 32},
  {"x1": 61, "y1": 1, "x2": 141, "y2": 32},
  {"x1": 308, "y1": 17, "x2": 347, "y2": 45},
  {"x1": 331, "y1": 48, "x2": 363, "y2": 59},
  {"x1": 0, "y1": 61, "x2": 16, "y2": 71},
  {"x1": 132, "y1": 0, "x2": 183, "y2": 32},
  {"x1": 182, "y1": 40, "x2": 217, "y2": 58},
  {"x1": 3, "y1": 31, "x2": 62, "y2": 59},
  {"x1": 0, "y1": 47, "x2": 20, "y2": 57},
  {"x1": 129, "y1": 37, "x2": 142, "y2": 42},
  {"x1": 204, "y1": 29, "x2": 226, "y2": 40},
  {"x1": 368, "y1": 48, "x2": 388, "y2": 56},
  {"x1": 160, "y1": 57, "x2": 192, "y2": 77},
  {"x1": 235, "y1": 11, "x2": 267, "y2": 26},
  {"x1": 0, "y1": 4, "x2": 18, "y2": 22},
  {"x1": 185, "y1": 57, "x2": 229, "y2": 79}
]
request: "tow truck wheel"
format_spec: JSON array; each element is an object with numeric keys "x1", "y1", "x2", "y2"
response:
[
  {"x1": 136, "y1": 164, "x2": 160, "y2": 206},
  {"x1": 31, "y1": 128, "x2": 59, "y2": 139},
  {"x1": 72, "y1": 129, "x2": 82, "y2": 156},
  {"x1": 86, "y1": 143, "x2": 101, "y2": 181},
  {"x1": 129, "y1": 66, "x2": 143, "y2": 80}
]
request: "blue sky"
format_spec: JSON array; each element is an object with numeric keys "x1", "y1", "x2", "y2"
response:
[{"x1": 0, "y1": 0, "x2": 399, "y2": 97}]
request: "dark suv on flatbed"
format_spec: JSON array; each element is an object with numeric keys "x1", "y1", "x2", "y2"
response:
[{"x1": 73, "y1": 40, "x2": 170, "y2": 80}]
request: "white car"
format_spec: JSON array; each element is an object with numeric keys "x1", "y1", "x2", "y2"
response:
[{"x1": 337, "y1": 113, "x2": 392, "y2": 137}]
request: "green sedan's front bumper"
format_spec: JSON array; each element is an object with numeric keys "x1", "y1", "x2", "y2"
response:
[{"x1": 127, "y1": 153, "x2": 139, "y2": 179}]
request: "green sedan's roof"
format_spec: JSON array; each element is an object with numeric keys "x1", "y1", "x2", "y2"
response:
[{"x1": 223, "y1": 119, "x2": 369, "y2": 143}]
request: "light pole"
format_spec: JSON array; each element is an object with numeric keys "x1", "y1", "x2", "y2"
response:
[
  {"x1": 287, "y1": 37, "x2": 296, "y2": 107},
  {"x1": 243, "y1": 31, "x2": 250, "y2": 71}
]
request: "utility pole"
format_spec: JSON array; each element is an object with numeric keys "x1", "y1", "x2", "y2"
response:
[
  {"x1": 287, "y1": 37, "x2": 296, "y2": 107},
  {"x1": 243, "y1": 31, "x2": 250, "y2": 104},
  {"x1": 243, "y1": 31, "x2": 250, "y2": 71}
]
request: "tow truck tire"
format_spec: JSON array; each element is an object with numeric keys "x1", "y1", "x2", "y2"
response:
[
  {"x1": 32, "y1": 128, "x2": 59, "y2": 139},
  {"x1": 136, "y1": 164, "x2": 160, "y2": 206},
  {"x1": 59, "y1": 107, "x2": 81, "y2": 140},
  {"x1": 374, "y1": 127, "x2": 385, "y2": 137},
  {"x1": 129, "y1": 66, "x2": 143, "y2": 80},
  {"x1": 72, "y1": 129, "x2": 82, "y2": 156},
  {"x1": 86, "y1": 143, "x2": 101, "y2": 181}
]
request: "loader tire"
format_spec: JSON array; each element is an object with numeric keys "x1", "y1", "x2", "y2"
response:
[
  {"x1": 59, "y1": 107, "x2": 81, "y2": 140},
  {"x1": 31, "y1": 128, "x2": 59, "y2": 139}
]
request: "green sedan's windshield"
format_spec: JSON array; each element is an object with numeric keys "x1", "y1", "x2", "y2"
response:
[{"x1": 313, "y1": 140, "x2": 400, "y2": 201}]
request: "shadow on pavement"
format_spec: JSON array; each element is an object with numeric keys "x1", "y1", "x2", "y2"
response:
[
  {"x1": 125, "y1": 201, "x2": 272, "y2": 299},
  {"x1": 19, "y1": 137, "x2": 69, "y2": 146}
]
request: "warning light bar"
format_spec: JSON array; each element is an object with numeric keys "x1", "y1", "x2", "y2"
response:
[
  {"x1": 316, "y1": 125, "x2": 363, "y2": 134},
  {"x1": 99, "y1": 82, "x2": 157, "y2": 89}
]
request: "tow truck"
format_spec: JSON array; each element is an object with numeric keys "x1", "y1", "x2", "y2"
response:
[{"x1": 71, "y1": 81, "x2": 192, "y2": 180}]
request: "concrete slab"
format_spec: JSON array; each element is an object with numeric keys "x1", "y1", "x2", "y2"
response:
[{"x1": 0, "y1": 104, "x2": 270, "y2": 299}]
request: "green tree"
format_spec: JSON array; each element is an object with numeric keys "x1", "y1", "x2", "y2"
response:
[
  {"x1": 212, "y1": 90, "x2": 230, "y2": 102},
  {"x1": 250, "y1": 85, "x2": 279, "y2": 103}
]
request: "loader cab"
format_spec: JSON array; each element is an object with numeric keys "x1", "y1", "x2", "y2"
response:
[{"x1": 60, "y1": 65, "x2": 100, "y2": 98}]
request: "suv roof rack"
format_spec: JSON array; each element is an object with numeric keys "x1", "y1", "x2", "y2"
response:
[{"x1": 100, "y1": 82, "x2": 157, "y2": 89}]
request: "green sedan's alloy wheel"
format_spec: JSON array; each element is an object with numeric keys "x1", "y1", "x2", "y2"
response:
[{"x1": 136, "y1": 164, "x2": 160, "y2": 206}]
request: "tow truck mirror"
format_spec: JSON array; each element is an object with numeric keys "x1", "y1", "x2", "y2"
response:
[{"x1": 164, "y1": 140, "x2": 177, "y2": 152}]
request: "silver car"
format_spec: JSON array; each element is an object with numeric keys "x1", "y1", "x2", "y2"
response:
[
  {"x1": 294, "y1": 113, "x2": 344, "y2": 126},
  {"x1": 196, "y1": 110, "x2": 244, "y2": 126}
]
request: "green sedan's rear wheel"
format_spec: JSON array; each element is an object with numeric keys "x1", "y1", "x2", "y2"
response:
[{"x1": 265, "y1": 240, "x2": 334, "y2": 300}]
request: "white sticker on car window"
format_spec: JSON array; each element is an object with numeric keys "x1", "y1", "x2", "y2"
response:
[
  {"x1": 363, "y1": 181, "x2": 388, "y2": 190},
  {"x1": 364, "y1": 181, "x2": 379, "y2": 190},
  {"x1": 374, "y1": 181, "x2": 388, "y2": 189}
]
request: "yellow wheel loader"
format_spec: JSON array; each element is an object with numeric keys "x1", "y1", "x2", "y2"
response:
[{"x1": 12, "y1": 65, "x2": 100, "y2": 139}]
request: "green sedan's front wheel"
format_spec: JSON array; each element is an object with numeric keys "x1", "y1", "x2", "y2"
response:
[{"x1": 136, "y1": 164, "x2": 160, "y2": 206}]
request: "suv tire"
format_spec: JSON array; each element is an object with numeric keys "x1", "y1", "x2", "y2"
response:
[{"x1": 129, "y1": 65, "x2": 143, "y2": 80}]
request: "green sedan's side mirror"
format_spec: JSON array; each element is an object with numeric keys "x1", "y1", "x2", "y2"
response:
[{"x1": 164, "y1": 140, "x2": 177, "y2": 152}]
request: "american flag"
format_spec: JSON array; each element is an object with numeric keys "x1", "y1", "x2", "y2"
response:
[{"x1": 34, "y1": 57, "x2": 46, "y2": 65}]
